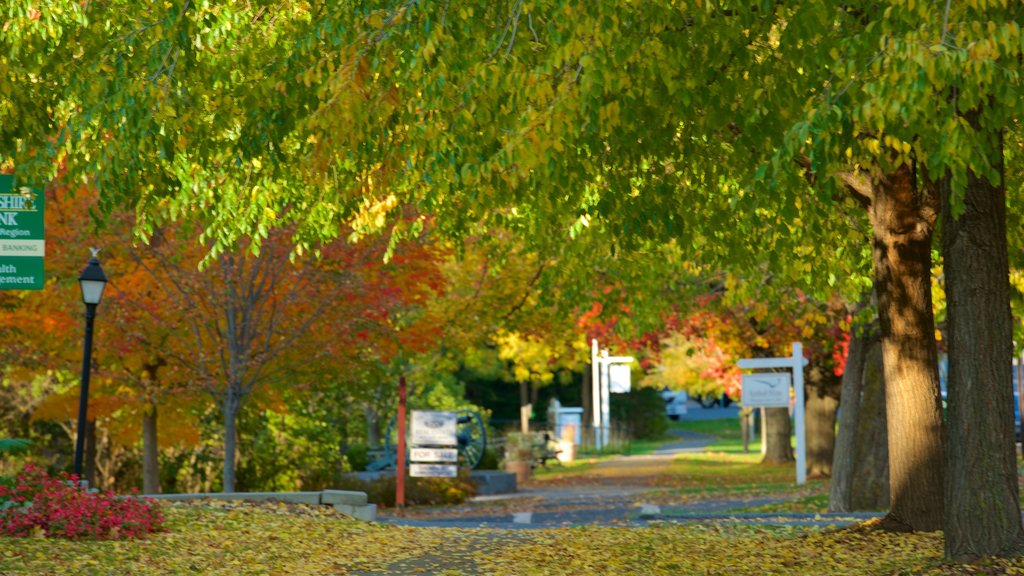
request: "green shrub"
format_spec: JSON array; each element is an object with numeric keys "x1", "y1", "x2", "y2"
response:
[
  {"x1": 335, "y1": 469, "x2": 476, "y2": 508},
  {"x1": 610, "y1": 387, "x2": 669, "y2": 440},
  {"x1": 344, "y1": 443, "x2": 371, "y2": 472},
  {"x1": 475, "y1": 447, "x2": 500, "y2": 470}
]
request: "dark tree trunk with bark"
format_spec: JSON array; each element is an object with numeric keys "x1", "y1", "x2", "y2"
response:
[
  {"x1": 805, "y1": 389, "x2": 839, "y2": 478},
  {"x1": 142, "y1": 407, "x2": 160, "y2": 494},
  {"x1": 762, "y1": 407, "x2": 793, "y2": 464},
  {"x1": 141, "y1": 359, "x2": 164, "y2": 495},
  {"x1": 869, "y1": 163, "x2": 944, "y2": 532},
  {"x1": 365, "y1": 404, "x2": 381, "y2": 450},
  {"x1": 941, "y1": 135, "x2": 1024, "y2": 559},
  {"x1": 830, "y1": 325, "x2": 889, "y2": 512},
  {"x1": 830, "y1": 328, "x2": 866, "y2": 512},
  {"x1": 851, "y1": 337, "x2": 890, "y2": 510},
  {"x1": 222, "y1": 392, "x2": 239, "y2": 493},
  {"x1": 740, "y1": 407, "x2": 754, "y2": 453}
]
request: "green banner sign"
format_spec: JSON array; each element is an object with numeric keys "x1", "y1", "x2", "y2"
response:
[{"x1": 0, "y1": 175, "x2": 45, "y2": 290}]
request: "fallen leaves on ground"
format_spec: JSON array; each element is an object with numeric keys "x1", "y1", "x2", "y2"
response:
[{"x1": 1, "y1": 501, "x2": 1023, "y2": 575}]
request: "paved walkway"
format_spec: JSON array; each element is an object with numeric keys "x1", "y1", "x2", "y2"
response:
[
  {"x1": 364, "y1": 405, "x2": 882, "y2": 574},
  {"x1": 379, "y1": 425, "x2": 821, "y2": 530}
]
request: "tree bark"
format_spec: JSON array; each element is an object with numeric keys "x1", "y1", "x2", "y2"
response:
[
  {"x1": 941, "y1": 132, "x2": 1024, "y2": 559},
  {"x1": 365, "y1": 404, "x2": 381, "y2": 450},
  {"x1": 850, "y1": 335, "x2": 890, "y2": 510},
  {"x1": 829, "y1": 324, "x2": 867, "y2": 512},
  {"x1": 869, "y1": 163, "x2": 944, "y2": 532},
  {"x1": 762, "y1": 407, "x2": 793, "y2": 464},
  {"x1": 805, "y1": 389, "x2": 839, "y2": 478},
  {"x1": 222, "y1": 394, "x2": 239, "y2": 493},
  {"x1": 740, "y1": 407, "x2": 754, "y2": 453},
  {"x1": 142, "y1": 407, "x2": 160, "y2": 494}
]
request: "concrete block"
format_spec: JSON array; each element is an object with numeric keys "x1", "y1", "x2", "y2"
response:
[
  {"x1": 469, "y1": 470, "x2": 517, "y2": 495},
  {"x1": 320, "y1": 489, "x2": 368, "y2": 507},
  {"x1": 225, "y1": 492, "x2": 322, "y2": 506},
  {"x1": 148, "y1": 492, "x2": 321, "y2": 506},
  {"x1": 332, "y1": 503, "x2": 377, "y2": 522}
]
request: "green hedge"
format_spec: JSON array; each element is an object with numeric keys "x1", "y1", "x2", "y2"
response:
[{"x1": 610, "y1": 387, "x2": 669, "y2": 440}]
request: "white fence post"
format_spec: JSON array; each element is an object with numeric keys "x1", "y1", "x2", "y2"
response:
[{"x1": 792, "y1": 342, "x2": 806, "y2": 486}]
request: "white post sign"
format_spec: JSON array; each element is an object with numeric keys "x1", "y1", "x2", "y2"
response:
[
  {"x1": 410, "y1": 410, "x2": 457, "y2": 446},
  {"x1": 608, "y1": 364, "x2": 632, "y2": 394},
  {"x1": 409, "y1": 448, "x2": 458, "y2": 463},
  {"x1": 591, "y1": 340, "x2": 635, "y2": 450},
  {"x1": 409, "y1": 410, "x2": 458, "y2": 478},
  {"x1": 737, "y1": 342, "x2": 807, "y2": 486},
  {"x1": 741, "y1": 373, "x2": 791, "y2": 408},
  {"x1": 410, "y1": 464, "x2": 458, "y2": 478}
]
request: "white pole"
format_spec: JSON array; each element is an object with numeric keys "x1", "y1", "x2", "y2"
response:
[
  {"x1": 793, "y1": 341, "x2": 806, "y2": 485},
  {"x1": 601, "y1": 359, "x2": 611, "y2": 448},
  {"x1": 760, "y1": 407, "x2": 767, "y2": 456},
  {"x1": 591, "y1": 339, "x2": 601, "y2": 450}
]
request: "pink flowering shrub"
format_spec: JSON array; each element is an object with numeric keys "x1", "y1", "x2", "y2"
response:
[{"x1": 0, "y1": 464, "x2": 165, "y2": 539}]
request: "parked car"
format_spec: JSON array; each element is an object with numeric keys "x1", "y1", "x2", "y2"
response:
[{"x1": 661, "y1": 389, "x2": 689, "y2": 420}]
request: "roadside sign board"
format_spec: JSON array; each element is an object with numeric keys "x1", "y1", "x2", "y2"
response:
[
  {"x1": 409, "y1": 463, "x2": 457, "y2": 478},
  {"x1": 409, "y1": 410, "x2": 457, "y2": 447},
  {"x1": 0, "y1": 175, "x2": 44, "y2": 290},
  {"x1": 741, "y1": 373, "x2": 791, "y2": 408},
  {"x1": 409, "y1": 410, "x2": 458, "y2": 478},
  {"x1": 409, "y1": 448, "x2": 458, "y2": 463},
  {"x1": 608, "y1": 363, "x2": 631, "y2": 393}
]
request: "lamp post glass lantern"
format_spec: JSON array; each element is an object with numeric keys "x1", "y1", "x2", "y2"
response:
[{"x1": 73, "y1": 254, "x2": 107, "y2": 482}]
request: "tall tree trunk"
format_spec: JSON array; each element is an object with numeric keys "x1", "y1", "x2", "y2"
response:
[
  {"x1": 762, "y1": 407, "x2": 793, "y2": 464},
  {"x1": 941, "y1": 133, "x2": 1024, "y2": 559},
  {"x1": 869, "y1": 163, "x2": 944, "y2": 532},
  {"x1": 222, "y1": 394, "x2": 239, "y2": 493},
  {"x1": 830, "y1": 326, "x2": 866, "y2": 512},
  {"x1": 365, "y1": 404, "x2": 381, "y2": 450},
  {"x1": 142, "y1": 407, "x2": 160, "y2": 494},
  {"x1": 740, "y1": 407, "x2": 754, "y2": 453},
  {"x1": 805, "y1": 389, "x2": 839, "y2": 478},
  {"x1": 850, "y1": 337, "x2": 889, "y2": 510}
]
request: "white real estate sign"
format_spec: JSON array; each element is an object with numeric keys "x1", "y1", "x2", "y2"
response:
[
  {"x1": 410, "y1": 448, "x2": 458, "y2": 463},
  {"x1": 741, "y1": 373, "x2": 791, "y2": 408},
  {"x1": 608, "y1": 363, "x2": 631, "y2": 394},
  {"x1": 409, "y1": 410, "x2": 457, "y2": 447},
  {"x1": 409, "y1": 463, "x2": 457, "y2": 478},
  {"x1": 409, "y1": 410, "x2": 458, "y2": 478}
]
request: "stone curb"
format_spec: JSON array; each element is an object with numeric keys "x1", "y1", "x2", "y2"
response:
[
  {"x1": 147, "y1": 490, "x2": 377, "y2": 521},
  {"x1": 638, "y1": 511, "x2": 883, "y2": 525}
]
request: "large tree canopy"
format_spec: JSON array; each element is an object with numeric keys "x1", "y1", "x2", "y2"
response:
[{"x1": 3, "y1": 0, "x2": 1024, "y2": 559}]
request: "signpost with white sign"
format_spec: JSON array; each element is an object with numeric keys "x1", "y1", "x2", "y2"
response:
[
  {"x1": 409, "y1": 448, "x2": 458, "y2": 463},
  {"x1": 741, "y1": 373, "x2": 791, "y2": 408},
  {"x1": 409, "y1": 410, "x2": 458, "y2": 478},
  {"x1": 737, "y1": 342, "x2": 808, "y2": 485},
  {"x1": 0, "y1": 175, "x2": 44, "y2": 290},
  {"x1": 608, "y1": 364, "x2": 632, "y2": 394},
  {"x1": 409, "y1": 463, "x2": 458, "y2": 478},
  {"x1": 591, "y1": 340, "x2": 635, "y2": 450}
]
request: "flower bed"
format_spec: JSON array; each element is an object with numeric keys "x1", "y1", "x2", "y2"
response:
[{"x1": 0, "y1": 465, "x2": 165, "y2": 539}]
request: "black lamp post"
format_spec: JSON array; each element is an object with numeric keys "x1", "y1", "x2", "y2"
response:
[{"x1": 73, "y1": 253, "x2": 107, "y2": 481}]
